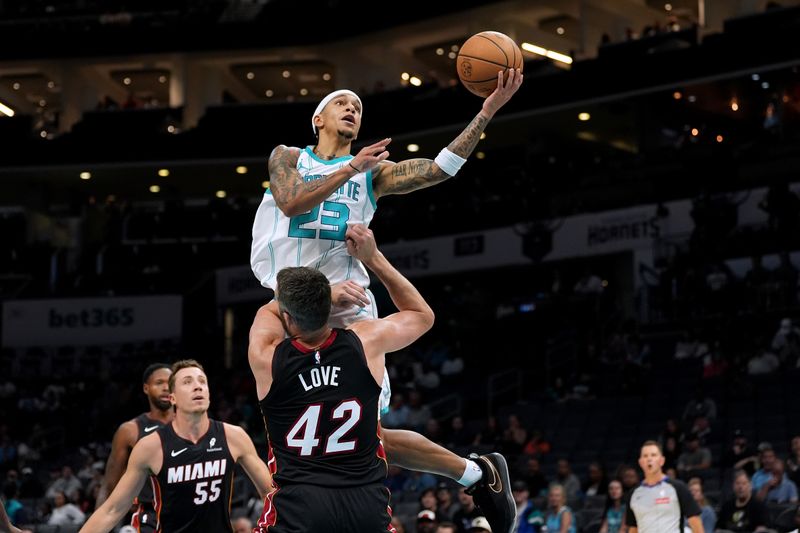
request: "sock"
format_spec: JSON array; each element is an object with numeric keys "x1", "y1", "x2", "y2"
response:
[{"x1": 457, "y1": 458, "x2": 483, "y2": 486}]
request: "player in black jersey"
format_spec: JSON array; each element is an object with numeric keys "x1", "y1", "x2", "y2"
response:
[
  {"x1": 81, "y1": 360, "x2": 273, "y2": 533},
  {"x1": 97, "y1": 363, "x2": 173, "y2": 532},
  {"x1": 248, "y1": 224, "x2": 516, "y2": 533}
]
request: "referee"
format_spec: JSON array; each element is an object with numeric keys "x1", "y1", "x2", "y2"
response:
[{"x1": 627, "y1": 440, "x2": 704, "y2": 533}]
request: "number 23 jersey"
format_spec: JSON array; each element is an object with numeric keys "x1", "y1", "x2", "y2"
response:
[{"x1": 251, "y1": 147, "x2": 378, "y2": 290}]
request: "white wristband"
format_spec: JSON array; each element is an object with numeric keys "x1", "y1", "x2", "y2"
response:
[{"x1": 434, "y1": 148, "x2": 467, "y2": 176}]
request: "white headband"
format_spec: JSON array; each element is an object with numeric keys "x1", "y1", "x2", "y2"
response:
[{"x1": 311, "y1": 89, "x2": 362, "y2": 134}]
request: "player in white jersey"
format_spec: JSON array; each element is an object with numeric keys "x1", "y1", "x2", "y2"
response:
[{"x1": 250, "y1": 70, "x2": 522, "y2": 533}]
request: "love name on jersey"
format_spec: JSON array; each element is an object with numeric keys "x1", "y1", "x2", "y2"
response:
[
  {"x1": 166, "y1": 459, "x2": 227, "y2": 484},
  {"x1": 303, "y1": 174, "x2": 361, "y2": 201},
  {"x1": 298, "y1": 365, "x2": 341, "y2": 392}
]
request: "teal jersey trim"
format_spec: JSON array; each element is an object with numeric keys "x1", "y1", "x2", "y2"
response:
[
  {"x1": 366, "y1": 168, "x2": 377, "y2": 209},
  {"x1": 267, "y1": 206, "x2": 280, "y2": 279},
  {"x1": 304, "y1": 146, "x2": 354, "y2": 165}
]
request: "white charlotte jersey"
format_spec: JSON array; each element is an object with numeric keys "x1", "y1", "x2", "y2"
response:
[{"x1": 251, "y1": 146, "x2": 378, "y2": 290}]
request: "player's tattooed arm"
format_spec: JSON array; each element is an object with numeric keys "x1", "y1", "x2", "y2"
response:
[
  {"x1": 268, "y1": 145, "x2": 356, "y2": 216},
  {"x1": 372, "y1": 111, "x2": 489, "y2": 198}
]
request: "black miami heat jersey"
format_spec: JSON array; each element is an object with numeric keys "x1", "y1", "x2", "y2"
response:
[
  {"x1": 134, "y1": 414, "x2": 165, "y2": 502},
  {"x1": 259, "y1": 328, "x2": 386, "y2": 488},
  {"x1": 152, "y1": 420, "x2": 235, "y2": 533}
]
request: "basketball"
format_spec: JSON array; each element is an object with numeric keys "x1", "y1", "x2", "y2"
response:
[{"x1": 457, "y1": 31, "x2": 523, "y2": 98}]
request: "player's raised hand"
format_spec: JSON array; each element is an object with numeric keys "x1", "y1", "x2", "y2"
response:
[
  {"x1": 350, "y1": 138, "x2": 391, "y2": 173},
  {"x1": 482, "y1": 68, "x2": 523, "y2": 117},
  {"x1": 345, "y1": 224, "x2": 377, "y2": 263},
  {"x1": 330, "y1": 280, "x2": 369, "y2": 309}
]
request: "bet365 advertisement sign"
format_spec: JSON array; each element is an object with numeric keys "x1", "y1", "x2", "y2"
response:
[{"x1": 2, "y1": 295, "x2": 182, "y2": 347}]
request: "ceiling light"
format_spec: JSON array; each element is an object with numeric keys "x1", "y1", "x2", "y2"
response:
[
  {"x1": 123, "y1": 77, "x2": 131, "y2": 85},
  {"x1": 300, "y1": 88, "x2": 309, "y2": 96},
  {"x1": 731, "y1": 99, "x2": 739, "y2": 111},
  {"x1": 158, "y1": 75, "x2": 167, "y2": 83},
  {"x1": 556, "y1": 27, "x2": 565, "y2": 35},
  {"x1": 401, "y1": 72, "x2": 410, "y2": 81},
  {"x1": 687, "y1": 95, "x2": 696, "y2": 102},
  {"x1": 158, "y1": 168, "x2": 170, "y2": 177},
  {"x1": 167, "y1": 125, "x2": 176, "y2": 133},
  {"x1": 409, "y1": 76, "x2": 422, "y2": 86},
  {"x1": 451, "y1": 45, "x2": 459, "y2": 52},
  {"x1": 322, "y1": 73, "x2": 331, "y2": 81},
  {"x1": 480, "y1": 132, "x2": 487, "y2": 140},
  {"x1": 38, "y1": 99, "x2": 46, "y2": 107},
  {"x1": 716, "y1": 135, "x2": 724, "y2": 143},
  {"x1": 407, "y1": 144, "x2": 420, "y2": 152},
  {"x1": 578, "y1": 112, "x2": 591, "y2": 121},
  {"x1": 282, "y1": 70, "x2": 291, "y2": 78},
  {"x1": 149, "y1": 185, "x2": 161, "y2": 193},
  {"x1": 11, "y1": 82, "x2": 20, "y2": 90},
  {"x1": 521, "y1": 42, "x2": 573, "y2": 64},
  {"x1": 216, "y1": 190, "x2": 227, "y2": 199},
  {"x1": 40, "y1": 130, "x2": 47, "y2": 138},
  {"x1": 761, "y1": 81, "x2": 770, "y2": 89},
  {"x1": 236, "y1": 166, "x2": 248, "y2": 174},
  {"x1": 665, "y1": 3, "x2": 672, "y2": 10},
  {"x1": 448, "y1": 52, "x2": 457, "y2": 59},
  {"x1": 262, "y1": 181, "x2": 270, "y2": 189},
  {"x1": 246, "y1": 72, "x2": 255, "y2": 80},
  {"x1": 691, "y1": 128, "x2": 699, "y2": 136},
  {"x1": 476, "y1": 151, "x2": 486, "y2": 159},
  {"x1": 751, "y1": 73, "x2": 760, "y2": 81},
  {"x1": 265, "y1": 89, "x2": 274, "y2": 97},
  {"x1": 0, "y1": 101, "x2": 15, "y2": 117},
  {"x1": 436, "y1": 48, "x2": 444, "y2": 55},
  {"x1": 673, "y1": 91, "x2": 682, "y2": 99},
  {"x1": 47, "y1": 81, "x2": 55, "y2": 89},
  {"x1": 79, "y1": 172, "x2": 91, "y2": 180}
]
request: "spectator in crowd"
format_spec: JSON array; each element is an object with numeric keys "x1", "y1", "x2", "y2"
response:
[
  {"x1": 406, "y1": 390, "x2": 433, "y2": 432},
  {"x1": 752, "y1": 445, "x2": 778, "y2": 491},
  {"x1": 452, "y1": 488, "x2": 484, "y2": 533},
  {"x1": 436, "y1": 483, "x2": 459, "y2": 522},
  {"x1": 385, "y1": 465, "x2": 411, "y2": 493},
  {"x1": 723, "y1": 429, "x2": 759, "y2": 477},
  {"x1": 619, "y1": 465, "x2": 640, "y2": 498},
  {"x1": 391, "y1": 516, "x2": 407, "y2": 533},
  {"x1": 544, "y1": 483, "x2": 576, "y2": 533},
  {"x1": 555, "y1": 459, "x2": 581, "y2": 501},
  {"x1": 437, "y1": 523, "x2": 458, "y2": 533},
  {"x1": 473, "y1": 416, "x2": 501, "y2": 448},
  {"x1": 786, "y1": 436, "x2": 800, "y2": 487},
  {"x1": 772, "y1": 318, "x2": 800, "y2": 352},
  {"x1": 688, "y1": 478, "x2": 716, "y2": 533},
  {"x1": 419, "y1": 488, "x2": 447, "y2": 523},
  {"x1": 468, "y1": 516, "x2": 492, "y2": 533},
  {"x1": 754, "y1": 458, "x2": 798, "y2": 503},
  {"x1": 748, "y1": 348, "x2": 780, "y2": 375},
  {"x1": 231, "y1": 516, "x2": 252, "y2": 533},
  {"x1": 417, "y1": 509, "x2": 439, "y2": 533},
  {"x1": 718, "y1": 470, "x2": 768, "y2": 532},
  {"x1": 447, "y1": 416, "x2": 472, "y2": 448},
  {"x1": 522, "y1": 430, "x2": 551, "y2": 457},
  {"x1": 521, "y1": 457, "x2": 549, "y2": 498},
  {"x1": 599, "y1": 479, "x2": 625, "y2": 533},
  {"x1": 503, "y1": 415, "x2": 529, "y2": 457},
  {"x1": 18, "y1": 467, "x2": 42, "y2": 499},
  {"x1": 46, "y1": 491, "x2": 85, "y2": 526},
  {"x1": 2, "y1": 483, "x2": 25, "y2": 525},
  {"x1": 689, "y1": 416, "x2": 713, "y2": 444},
  {"x1": 582, "y1": 462, "x2": 608, "y2": 497},
  {"x1": 440, "y1": 352, "x2": 465, "y2": 379},
  {"x1": 511, "y1": 480, "x2": 543, "y2": 533},
  {"x1": 382, "y1": 392, "x2": 410, "y2": 428},
  {"x1": 683, "y1": 389, "x2": 717, "y2": 423},
  {"x1": 45, "y1": 466, "x2": 82, "y2": 501},
  {"x1": 660, "y1": 418, "x2": 682, "y2": 447},
  {"x1": 676, "y1": 433, "x2": 712, "y2": 478},
  {"x1": 663, "y1": 436, "x2": 680, "y2": 471}
]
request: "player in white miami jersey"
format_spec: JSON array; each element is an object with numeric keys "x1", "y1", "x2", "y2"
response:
[{"x1": 250, "y1": 71, "x2": 522, "y2": 532}]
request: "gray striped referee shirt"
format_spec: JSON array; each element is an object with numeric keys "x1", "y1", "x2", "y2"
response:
[{"x1": 627, "y1": 477, "x2": 701, "y2": 532}]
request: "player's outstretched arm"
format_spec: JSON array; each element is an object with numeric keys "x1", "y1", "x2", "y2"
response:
[
  {"x1": 95, "y1": 420, "x2": 137, "y2": 506},
  {"x1": 372, "y1": 68, "x2": 523, "y2": 198},
  {"x1": 268, "y1": 140, "x2": 390, "y2": 216},
  {"x1": 80, "y1": 436, "x2": 158, "y2": 533},
  {"x1": 346, "y1": 225, "x2": 434, "y2": 354},
  {"x1": 226, "y1": 424, "x2": 274, "y2": 500},
  {"x1": 248, "y1": 301, "x2": 286, "y2": 399}
]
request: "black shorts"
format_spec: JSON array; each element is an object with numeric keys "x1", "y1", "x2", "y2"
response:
[
  {"x1": 255, "y1": 483, "x2": 395, "y2": 533},
  {"x1": 131, "y1": 503, "x2": 158, "y2": 532}
]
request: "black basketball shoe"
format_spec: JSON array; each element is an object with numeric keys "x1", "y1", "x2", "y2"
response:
[{"x1": 464, "y1": 452, "x2": 517, "y2": 533}]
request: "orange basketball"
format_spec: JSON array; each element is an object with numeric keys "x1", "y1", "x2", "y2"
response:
[{"x1": 457, "y1": 31, "x2": 523, "y2": 98}]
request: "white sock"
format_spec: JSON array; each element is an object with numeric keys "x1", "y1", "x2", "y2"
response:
[{"x1": 457, "y1": 458, "x2": 483, "y2": 486}]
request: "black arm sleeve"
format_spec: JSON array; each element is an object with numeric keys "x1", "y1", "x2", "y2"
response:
[
  {"x1": 670, "y1": 479, "x2": 702, "y2": 517},
  {"x1": 625, "y1": 490, "x2": 638, "y2": 526}
]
